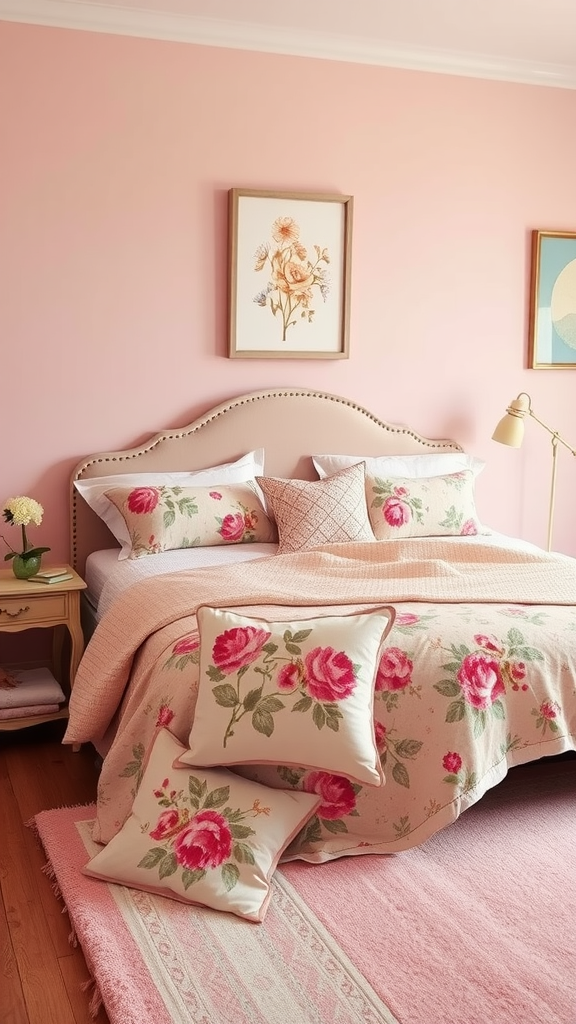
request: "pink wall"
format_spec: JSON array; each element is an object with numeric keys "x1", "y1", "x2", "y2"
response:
[{"x1": 2, "y1": 20, "x2": 576, "y2": 562}]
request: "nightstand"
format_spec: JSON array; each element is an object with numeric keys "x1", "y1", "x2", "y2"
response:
[{"x1": 0, "y1": 565, "x2": 87, "y2": 733}]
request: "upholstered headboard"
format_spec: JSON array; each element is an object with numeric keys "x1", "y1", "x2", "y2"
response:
[{"x1": 70, "y1": 388, "x2": 462, "y2": 574}]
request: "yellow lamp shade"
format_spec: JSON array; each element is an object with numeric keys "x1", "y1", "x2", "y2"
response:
[{"x1": 491, "y1": 394, "x2": 530, "y2": 448}]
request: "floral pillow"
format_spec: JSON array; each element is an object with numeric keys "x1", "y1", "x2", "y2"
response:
[
  {"x1": 82, "y1": 728, "x2": 320, "y2": 922},
  {"x1": 74, "y1": 449, "x2": 265, "y2": 560},
  {"x1": 366, "y1": 470, "x2": 487, "y2": 539},
  {"x1": 103, "y1": 483, "x2": 277, "y2": 558},
  {"x1": 256, "y1": 462, "x2": 375, "y2": 554},
  {"x1": 177, "y1": 604, "x2": 395, "y2": 787}
]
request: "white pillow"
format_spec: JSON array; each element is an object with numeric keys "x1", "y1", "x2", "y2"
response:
[
  {"x1": 178, "y1": 603, "x2": 395, "y2": 787},
  {"x1": 74, "y1": 449, "x2": 265, "y2": 559},
  {"x1": 313, "y1": 452, "x2": 485, "y2": 480}
]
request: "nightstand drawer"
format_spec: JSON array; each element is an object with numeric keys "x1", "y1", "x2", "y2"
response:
[{"x1": 0, "y1": 594, "x2": 67, "y2": 624}]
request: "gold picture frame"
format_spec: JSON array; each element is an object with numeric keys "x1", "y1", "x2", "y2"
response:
[
  {"x1": 228, "y1": 188, "x2": 353, "y2": 359},
  {"x1": 528, "y1": 229, "x2": 576, "y2": 369}
]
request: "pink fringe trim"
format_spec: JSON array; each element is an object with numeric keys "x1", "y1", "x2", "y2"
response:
[
  {"x1": 27, "y1": 810, "x2": 104, "y2": 1013},
  {"x1": 80, "y1": 977, "x2": 104, "y2": 1019}
]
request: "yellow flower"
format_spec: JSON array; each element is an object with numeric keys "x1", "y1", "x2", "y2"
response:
[{"x1": 3, "y1": 496, "x2": 44, "y2": 527}]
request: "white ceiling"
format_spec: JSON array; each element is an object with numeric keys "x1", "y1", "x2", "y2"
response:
[{"x1": 2, "y1": 0, "x2": 576, "y2": 89}]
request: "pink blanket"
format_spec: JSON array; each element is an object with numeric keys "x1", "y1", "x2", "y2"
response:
[{"x1": 64, "y1": 540, "x2": 576, "y2": 855}]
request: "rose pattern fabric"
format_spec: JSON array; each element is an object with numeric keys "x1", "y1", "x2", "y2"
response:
[
  {"x1": 375, "y1": 648, "x2": 414, "y2": 692},
  {"x1": 139, "y1": 773, "x2": 260, "y2": 892},
  {"x1": 156, "y1": 704, "x2": 175, "y2": 727},
  {"x1": 367, "y1": 470, "x2": 486, "y2": 539},
  {"x1": 442, "y1": 751, "x2": 462, "y2": 774},
  {"x1": 434, "y1": 629, "x2": 535, "y2": 734},
  {"x1": 304, "y1": 771, "x2": 357, "y2": 820},
  {"x1": 456, "y1": 652, "x2": 506, "y2": 709},
  {"x1": 87, "y1": 597, "x2": 576, "y2": 860},
  {"x1": 219, "y1": 513, "x2": 247, "y2": 542},
  {"x1": 212, "y1": 626, "x2": 272, "y2": 674},
  {"x1": 103, "y1": 483, "x2": 275, "y2": 557},
  {"x1": 127, "y1": 487, "x2": 161, "y2": 515},
  {"x1": 173, "y1": 810, "x2": 233, "y2": 871},
  {"x1": 206, "y1": 625, "x2": 362, "y2": 748},
  {"x1": 383, "y1": 494, "x2": 413, "y2": 527},
  {"x1": 263, "y1": 766, "x2": 361, "y2": 849},
  {"x1": 304, "y1": 648, "x2": 356, "y2": 702}
]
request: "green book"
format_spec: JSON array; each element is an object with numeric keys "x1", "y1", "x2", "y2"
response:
[{"x1": 30, "y1": 573, "x2": 74, "y2": 585}]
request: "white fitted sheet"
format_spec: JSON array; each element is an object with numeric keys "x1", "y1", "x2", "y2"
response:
[
  {"x1": 84, "y1": 530, "x2": 545, "y2": 625},
  {"x1": 85, "y1": 544, "x2": 279, "y2": 621}
]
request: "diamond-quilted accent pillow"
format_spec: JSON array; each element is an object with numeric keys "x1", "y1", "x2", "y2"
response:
[{"x1": 256, "y1": 462, "x2": 374, "y2": 554}]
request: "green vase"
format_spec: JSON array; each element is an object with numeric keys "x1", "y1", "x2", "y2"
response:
[{"x1": 12, "y1": 554, "x2": 42, "y2": 579}]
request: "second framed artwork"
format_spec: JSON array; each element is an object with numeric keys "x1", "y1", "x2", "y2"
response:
[
  {"x1": 529, "y1": 229, "x2": 576, "y2": 369},
  {"x1": 228, "y1": 189, "x2": 353, "y2": 359}
]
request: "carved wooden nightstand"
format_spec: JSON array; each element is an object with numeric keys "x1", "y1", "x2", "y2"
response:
[{"x1": 0, "y1": 565, "x2": 87, "y2": 733}]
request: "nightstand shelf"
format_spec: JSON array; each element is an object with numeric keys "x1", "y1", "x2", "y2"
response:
[{"x1": 0, "y1": 565, "x2": 87, "y2": 733}]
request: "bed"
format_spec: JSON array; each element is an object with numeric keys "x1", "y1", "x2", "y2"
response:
[{"x1": 65, "y1": 387, "x2": 576, "y2": 878}]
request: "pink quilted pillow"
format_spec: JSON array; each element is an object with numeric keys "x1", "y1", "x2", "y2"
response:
[{"x1": 257, "y1": 462, "x2": 374, "y2": 554}]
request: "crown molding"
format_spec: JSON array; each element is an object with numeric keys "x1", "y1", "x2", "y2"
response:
[{"x1": 1, "y1": 0, "x2": 575, "y2": 90}]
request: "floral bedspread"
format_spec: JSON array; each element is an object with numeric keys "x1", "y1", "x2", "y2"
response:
[{"x1": 64, "y1": 540, "x2": 576, "y2": 858}]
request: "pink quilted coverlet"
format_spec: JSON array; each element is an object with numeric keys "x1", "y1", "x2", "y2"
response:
[{"x1": 64, "y1": 540, "x2": 576, "y2": 856}]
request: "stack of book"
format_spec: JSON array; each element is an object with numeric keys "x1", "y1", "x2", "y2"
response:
[{"x1": 30, "y1": 567, "x2": 74, "y2": 585}]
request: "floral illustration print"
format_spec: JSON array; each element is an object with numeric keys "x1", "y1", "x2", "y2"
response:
[
  {"x1": 253, "y1": 216, "x2": 330, "y2": 342},
  {"x1": 434, "y1": 628, "x2": 543, "y2": 736},
  {"x1": 368, "y1": 474, "x2": 478, "y2": 535},
  {"x1": 378, "y1": 722, "x2": 423, "y2": 790},
  {"x1": 206, "y1": 625, "x2": 359, "y2": 747},
  {"x1": 375, "y1": 644, "x2": 421, "y2": 713},
  {"x1": 277, "y1": 767, "x2": 360, "y2": 844},
  {"x1": 370, "y1": 480, "x2": 425, "y2": 529},
  {"x1": 163, "y1": 633, "x2": 200, "y2": 671},
  {"x1": 376, "y1": 647, "x2": 414, "y2": 693},
  {"x1": 156, "y1": 704, "x2": 175, "y2": 728},
  {"x1": 120, "y1": 486, "x2": 264, "y2": 555},
  {"x1": 533, "y1": 699, "x2": 561, "y2": 736},
  {"x1": 393, "y1": 611, "x2": 439, "y2": 633},
  {"x1": 442, "y1": 751, "x2": 477, "y2": 794},
  {"x1": 138, "y1": 775, "x2": 268, "y2": 892},
  {"x1": 127, "y1": 485, "x2": 196, "y2": 521},
  {"x1": 372, "y1": 642, "x2": 423, "y2": 787}
]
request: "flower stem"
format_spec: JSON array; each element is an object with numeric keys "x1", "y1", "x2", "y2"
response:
[{"x1": 21, "y1": 524, "x2": 28, "y2": 554}]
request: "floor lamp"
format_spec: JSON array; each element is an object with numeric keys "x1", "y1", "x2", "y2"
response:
[{"x1": 492, "y1": 392, "x2": 576, "y2": 552}]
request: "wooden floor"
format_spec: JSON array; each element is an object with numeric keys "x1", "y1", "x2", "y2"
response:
[{"x1": 0, "y1": 719, "x2": 110, "y2": 1024}]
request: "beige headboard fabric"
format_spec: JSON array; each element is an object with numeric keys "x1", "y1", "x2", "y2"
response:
[{"x1": 70, "y1": 388, "x2": 462, "y2": 574}]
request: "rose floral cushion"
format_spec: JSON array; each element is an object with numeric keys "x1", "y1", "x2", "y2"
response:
[
  {"x1": 82, "y1": 728, "x2": 320, "y2": 922},
  {"x1": 74, "y1": 449, "x2": 265, "y2": 559},
  {"x1": 103, "y1": 483, "x2": 276, "y2": 558},
  {"x1": 256, "y1": 462, "x2": 375, "y2": 554},
  {"x1": 177, "y1": 604, "x2": 395, "y2": 787},
  {"x1": 366, "y1": 470, "x2": 487, "y2": 540}
]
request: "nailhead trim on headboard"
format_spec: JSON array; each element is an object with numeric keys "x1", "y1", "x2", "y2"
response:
[{"x1": 70, "y1": 388, "x2": 462, "y2": 570}]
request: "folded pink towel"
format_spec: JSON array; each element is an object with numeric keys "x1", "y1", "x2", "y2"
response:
[
  {"x1": 0, "y1": 703, "x2": 60, "y2": 720},
  {"x1": 0, "y1": 667, "x2": 65, "y2": 709}
]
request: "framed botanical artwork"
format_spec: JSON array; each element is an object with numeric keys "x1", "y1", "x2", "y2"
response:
[
  {"x1": 529, "y1": 229, "x2": 576, "y2": 369},
  {"x1": 228, "y1": 189, "x2": 353, "y2": 359}
]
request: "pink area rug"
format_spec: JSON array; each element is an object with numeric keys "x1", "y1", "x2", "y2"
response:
[{"x1": 35, "y1": 758, "x2": 576, "y2": 1024}]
